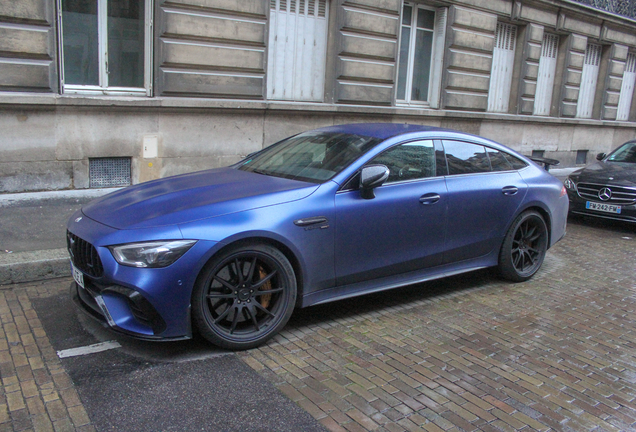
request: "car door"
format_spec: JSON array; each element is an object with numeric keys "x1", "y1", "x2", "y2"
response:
[
  {"x1": 442, "y1": 140, "x2": 528, "y2": 263},
  {"x1": 334, "y1": 139, "x2": 448, "y2": 286}
]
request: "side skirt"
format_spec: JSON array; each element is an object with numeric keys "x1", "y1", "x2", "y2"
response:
[{"x1": 299, "y1": 253, "x2": 497, "y2": 308}]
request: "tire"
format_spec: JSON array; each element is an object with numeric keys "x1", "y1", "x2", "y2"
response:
[
  {"x1": 192, "y1": 244, "x2": 296, "y2": 350},
  {"x1": 498, "y1": 210, "x2": 548, "y2": 282}
]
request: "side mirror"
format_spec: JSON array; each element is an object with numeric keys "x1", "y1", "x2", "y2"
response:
[
  {"x1": 360, "y1": 165, "x2": 389, "y2": 199},
  {"x1": 596, "y1": 152, "x2": 606, "y2": 161}
]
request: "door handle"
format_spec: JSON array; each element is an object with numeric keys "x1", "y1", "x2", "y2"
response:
[
  {"x1": 419, "y1": 193, "x2": 440, "y2": 205},
  {"x1": 502, "y1": 186, "x2": 518, "y2": 196}
]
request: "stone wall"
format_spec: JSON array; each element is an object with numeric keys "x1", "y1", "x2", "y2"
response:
[
  {"x1": 0, "y1": 0, "x2": 57, "y2": 92},
  {"x1": 155, "y1": 0, "x2": 267, "y2": 98},
  {"x1": 1, "y1": 98, "x2": 634, "y2": 192}
]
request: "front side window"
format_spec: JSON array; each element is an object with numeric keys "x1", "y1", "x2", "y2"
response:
[
  {"x1": 607, "y1": 142, "x2": 636, "y2": 163},
  {"x1": 396, "y1": 3, "x2": 446, "y2": 107},
  {"x1": 370, "y1": 140, "x2": 437, "y2": 183},
  {"x1": 59, "y1": 0, "x2": 151, "y2": 95}
]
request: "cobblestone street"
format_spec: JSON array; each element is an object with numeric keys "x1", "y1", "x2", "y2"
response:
[
  {"x1": 240, "y1": 218, "x2": 636, "y2": 432},
  {"x1": 1, "y1": 218, "x2": 635, "y2": 431}
]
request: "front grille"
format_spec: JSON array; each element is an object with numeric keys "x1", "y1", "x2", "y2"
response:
[
  {"x1": 577, "y1": 183, "x2": 636, "y2": 205},
  {"x1": 67, "y1": 230, "x2": 104, "y2": 277}
]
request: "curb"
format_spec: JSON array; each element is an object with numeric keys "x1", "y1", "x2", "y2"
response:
[{"x1": 0, "y1": 248, "x2": 69, "y2": 286}]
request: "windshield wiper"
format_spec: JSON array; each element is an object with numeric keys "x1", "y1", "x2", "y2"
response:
[{"x1": 251, "y1": 168, "x2": 271, "y2": 176}]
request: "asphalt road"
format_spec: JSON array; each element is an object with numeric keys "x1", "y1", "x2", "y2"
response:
[{"x1": 32, "y1": 289, "x2": 326, "y2": 432}]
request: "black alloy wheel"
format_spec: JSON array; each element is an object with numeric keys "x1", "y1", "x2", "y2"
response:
[
  {"x1": 192, "y1": 244, "x2": 296, "y2": 350},
  {"x1": 498, "y1": 210, "x2": 548, "y2": 282}
]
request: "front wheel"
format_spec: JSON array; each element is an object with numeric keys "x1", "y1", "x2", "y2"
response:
[
  {"x1": 192, "y1": 244, "x2": 296, "y2": 350},
  {"x1": 498, "y1": 211, "x2": 548, "y2": 282}
]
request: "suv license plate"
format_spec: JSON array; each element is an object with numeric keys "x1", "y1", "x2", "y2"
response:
[
  {"x1": 586, "y1": 201, "x2": 621, "y2": 214},
  {"x1": 71, "y1": 262, "x2": 85, "y2": 289}
]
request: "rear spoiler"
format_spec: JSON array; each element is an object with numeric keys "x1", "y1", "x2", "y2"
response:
[{"x1": 529, "y1": 156, "x2": 560, "y2": 171}]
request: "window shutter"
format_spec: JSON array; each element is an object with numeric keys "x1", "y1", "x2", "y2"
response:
[
  {"x1": 428, "y1": 7, "x2": 447, "y2": 109},
  {"x1": 487, "y1": 23, "x2": 517, "y2": 112},
  {"x1": 576, "y1": 43, "x2": 601, "y2": 118},
  {"x1": 267, "y1": 0, "x2": 328, "y2": 101},
  {"x1": 534, "y1": 33, "x2": 558, "y2": 116},
  {"x1": 617, "y1": 53, "x2": 636, "y2": 121}
]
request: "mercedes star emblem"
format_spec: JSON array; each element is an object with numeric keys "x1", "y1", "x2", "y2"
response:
[{"x1": 598, "y1": 187, "x2": 612, "y2": 201}]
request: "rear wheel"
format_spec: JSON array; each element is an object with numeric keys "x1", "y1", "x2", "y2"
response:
[
  {"x1": 192, "y1": 244, "x2": 296, "y2": 350},
  {"x1": 498, "y1": 211, "x2": 548, "y2": 282}
]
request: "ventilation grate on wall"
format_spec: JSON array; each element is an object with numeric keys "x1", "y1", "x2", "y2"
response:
[{"x1": 89, "y1": 157, "x2": 131, "y2": 188}]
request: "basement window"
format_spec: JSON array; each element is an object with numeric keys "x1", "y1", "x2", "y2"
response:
[
  {"x1": 531, "y1": 150, "x2": 545, "y2": 158},
  {"x1": 89, "y1": 157, "x2": 131, "y2": 188},
  {"x1": 576, "y1": 150, "x2": 588, "y2": 165}
]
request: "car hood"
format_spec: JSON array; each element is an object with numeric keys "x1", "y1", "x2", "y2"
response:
[
  {"x1": 82, "y1": 167, "x2": 319, "y2": 230},
  {"x1": 572, "y1": 161, "x2": 636, "y2": 186}
]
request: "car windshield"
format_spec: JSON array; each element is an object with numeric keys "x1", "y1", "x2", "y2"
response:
[
  {"x1": 607, "y1": 142, "x2": 636, "y2": 163},
  {"x1": 238, "y1": 131, "x2": 381, "y2": 183}
]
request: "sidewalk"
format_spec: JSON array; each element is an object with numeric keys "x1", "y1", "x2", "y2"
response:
[{"x1": 0, "y1": 189, "x2": 116, "y2": 285}]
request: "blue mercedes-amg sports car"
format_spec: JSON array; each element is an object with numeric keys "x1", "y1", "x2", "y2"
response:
[{"x1": 67, "y1": 123, "x2": 568, "y2": 349}]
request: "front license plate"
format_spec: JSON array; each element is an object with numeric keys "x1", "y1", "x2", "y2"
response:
[
  {"x1": 586, "y1": 201, "x2": 622, "y2": 214},
  {"x1": 71, "y1": 262, "x2": 85, "y2": 289}
]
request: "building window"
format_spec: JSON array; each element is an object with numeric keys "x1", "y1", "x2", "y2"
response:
[
  {"x1": 396, "y1": 3, "x2": 447, "y2": 107},
  {"x1": 534, "y1": 33, "x2": 559, "y2": 116},
  {"x1": 617, "y1": 52, "x2": 636, "y2": 121},
  {"x1": 576, "y1": 43, "x2": 601, "y2": 118},
  {"x1": 487, "y1": 22, "x2": 517, "y2": 113},
  {"x1": 576, "y1": 150, "x2": 588, "y2": 165},
  {"x1": 267, "y1": 0, "x2": 328, "y2": 101},
  {"x1": 58, "y1": 0, "x2": 152, "y2": 95}
]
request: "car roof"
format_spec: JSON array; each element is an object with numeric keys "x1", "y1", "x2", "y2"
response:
[{"x1": 313, "y1": 123, "x2": 453, "y2": 140}]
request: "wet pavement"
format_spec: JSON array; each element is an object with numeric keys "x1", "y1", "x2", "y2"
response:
[{"x1": 1, "y1": 215, "x2": 635, "y2": 431}]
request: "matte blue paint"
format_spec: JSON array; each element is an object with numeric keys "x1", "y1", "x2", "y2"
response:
[{"x1": 67, "y1": 124, "x2": 569, "y2": 341}]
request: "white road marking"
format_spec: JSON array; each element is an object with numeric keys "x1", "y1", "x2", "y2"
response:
[{"x1": 57, "y1": 341, "x2": 122, "y2": 359}]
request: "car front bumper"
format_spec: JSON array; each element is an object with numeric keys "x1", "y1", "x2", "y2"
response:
[
  {"x1": 66, "y1": 210, "x2": 220, "y2": 340},
  {"x1": 567, "y1": 191, "x2": 636, "y2": 223}
]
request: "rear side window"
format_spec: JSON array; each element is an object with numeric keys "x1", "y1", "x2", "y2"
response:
[
  {"x1": 487, "y1": 148, "x2": 514, "y2": 171},
  {"x1": 443, "y1": 140, "x2": 528, "y2": 174},
  {"x1": 502, "y1": 152, "x2": 528, "y2": 169},
  {"x1": 443, "y1": 141, "x2": 491, "y2": 175}
]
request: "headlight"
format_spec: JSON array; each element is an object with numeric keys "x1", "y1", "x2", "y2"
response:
[
  {"x1": 564, "y1": 177, "x2": 577, "y2": 191},
  {"x1": 109, "y1": 240, "x2": 197, "y2": 268}
]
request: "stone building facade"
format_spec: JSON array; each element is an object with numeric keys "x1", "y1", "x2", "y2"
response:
[{"x1": 1, "y1": 0, "x2": 635, "y2": 192}]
